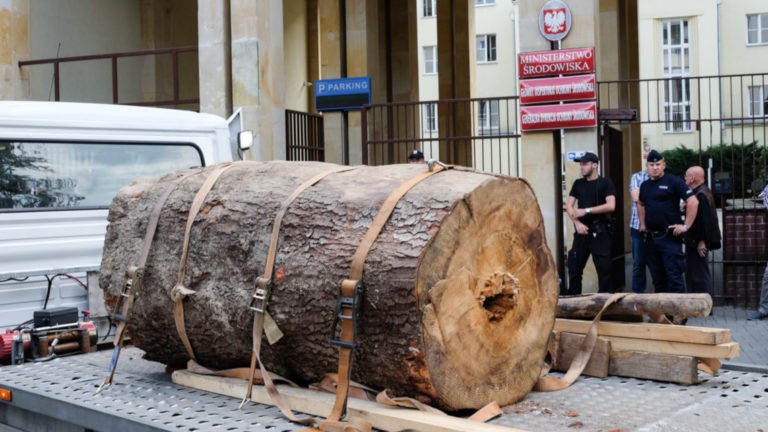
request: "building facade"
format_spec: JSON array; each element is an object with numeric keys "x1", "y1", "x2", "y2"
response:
[{"x1": 4, "y1": 1, "x2": 768, "y2": 296}]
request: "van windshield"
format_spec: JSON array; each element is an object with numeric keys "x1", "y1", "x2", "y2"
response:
[{"x1": 0, "y1": 141, "x2": 203, "y2": 209}]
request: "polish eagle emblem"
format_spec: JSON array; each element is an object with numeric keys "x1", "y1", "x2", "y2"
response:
[{"x1": 543, "y1": 8, "x2": 567, "y2": 34}]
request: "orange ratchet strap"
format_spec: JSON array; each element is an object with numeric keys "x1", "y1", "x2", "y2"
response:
[
  {"x1": 241, "y1": 166, "x2": 357, "y2": 426},
  {"x1": 321, "y1": 164, "x2": 451, "y2": 430}
]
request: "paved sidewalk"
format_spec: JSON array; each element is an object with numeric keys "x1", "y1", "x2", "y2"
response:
[{"x1": 688, "y1": 304, "x2": 768, "y2": 372}]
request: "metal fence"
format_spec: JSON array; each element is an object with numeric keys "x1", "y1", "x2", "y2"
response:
[
  {"x1": 285, "y1": 109, "x2": 325, "y2": 161},
  {"x1": 599, "y1": 73, "x2": 768, "y2": 182},
  {"x1": 601, "y1": 73, "x2": 768, "y2": 306},
  {"x1": 361, "y1": 96, "x2": 521, "y2": 176}
]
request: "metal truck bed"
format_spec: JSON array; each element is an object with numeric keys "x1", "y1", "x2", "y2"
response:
[
  {"x1": 0, "y1": 348, "x2": 301, "y2": 432},
  {"x1": 1, "y1": 347, "x2": 767, "y2": 431}
]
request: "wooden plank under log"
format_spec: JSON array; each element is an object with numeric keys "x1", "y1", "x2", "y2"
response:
[
  {"x1": 548, "y1": 331, "x2": 610, "y2": 378},
  {"x1": 606, "y1": 337, "x2": 739, "y2": 359},
  {"x1": 99, "y1": 161, "x2": 559, "y2": 410},
  {"x1": 554, "y1": 319, "x2": 731, "y2": 345},
  {"x1": 172, "y1": 370, "x2": 527, "y2": 432},
  {"x1": 557, "y1": 293, "x2": 712, "y2": 320},
  {"x1": 608, "y1": 351, "x2": 698, "y2": 385}
]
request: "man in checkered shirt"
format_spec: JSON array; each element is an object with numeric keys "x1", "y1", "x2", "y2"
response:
[{"x1": 629, "y1": 152, "x2": 649, "y2": 293}]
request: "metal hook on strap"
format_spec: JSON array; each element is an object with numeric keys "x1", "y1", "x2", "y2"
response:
[
  {"x1": 170, "y1": 283, "x2": 196, "y2": 302},
  {"x1": 426, "y1": 159, "x2": 449, "y2": 172}
]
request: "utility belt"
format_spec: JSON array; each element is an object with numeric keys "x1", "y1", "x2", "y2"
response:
[
  {"x1": 587, "y1": 219, "x2": 612, "y2": 237},
  {"x1": 643, "y1": 228, "x2": 681, "y2": 242}
]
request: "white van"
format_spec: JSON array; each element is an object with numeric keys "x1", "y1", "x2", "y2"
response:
[{"x1": 0, "y1": 101, "x2": 251, "y2": 332}]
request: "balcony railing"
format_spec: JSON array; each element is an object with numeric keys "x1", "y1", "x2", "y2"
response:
[{"x1": 19, "y1": 46, "x2": 199, "y2": 108}]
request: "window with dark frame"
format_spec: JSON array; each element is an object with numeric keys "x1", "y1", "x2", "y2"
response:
[
  {"x1": 476, "y1": 34, "x2": 497, "y2": 63},
  {"x1": 478, "y1": 100, "x2": 500, "y2": 133},
  {"x1": 424, "y1": 103, "x2": 438, "y2": 132},
  {"x1": 748, "y1": 84, "x2": 768, "y2": 116},
  {"x1": 423, "y1": 0, "x2": 436, "y2": 17}
]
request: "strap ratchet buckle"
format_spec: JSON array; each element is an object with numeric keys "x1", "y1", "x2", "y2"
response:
[
  {"x1": 249, "y1": 276, "x2": 273, "y2": 313},
  {"x1": 329, "y1": 279, "x2": 363, "y2": 349}
]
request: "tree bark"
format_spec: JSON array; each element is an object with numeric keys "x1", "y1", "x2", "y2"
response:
[
  {"x1": 99, "y1": 161, "x2": 559, "y2": 410},
  {"x1": 556, "y1": 293, "x2": 713, "y2": 321}
]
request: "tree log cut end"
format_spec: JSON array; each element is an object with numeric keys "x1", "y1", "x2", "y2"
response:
[{"x1": 419, "y1": 177, "x2": 559, "y2": 409}]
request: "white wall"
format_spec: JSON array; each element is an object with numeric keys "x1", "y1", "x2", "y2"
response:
[
  {"x1": 29, "y1": 0, "x2": 143, "y2": 103},
  {"x1": 637, "y1": 0, "x2": 723, "y2": 151}
]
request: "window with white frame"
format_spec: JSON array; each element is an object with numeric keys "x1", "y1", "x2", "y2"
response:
[
  {"x1": 423, "y1": 103, "x2": 438, "y2": 132},
  {"x1": 662, "y1": 19, "x2": 691, "y2": 132},
  {"x1": 476, "y1": 34, "x2": 497, "y2": 63},
  {"x1": 478, "y1": 100, "x2": 499, "y2": 133},
  {"x1": 747, "y1": 13, "x2": 768, "y2": 45},
  {"x1": 423, "y1": 46, "x2": 437, "y2": 75},
  {"x1": 475, "y1": 0, "x2": 496, "y2": 5},
  {"x1": 423, "y1": 0, "x2": 436, "y2": 17},
  {"x1": 749, "y1": 85, "x2": 768, "y2": 116}
]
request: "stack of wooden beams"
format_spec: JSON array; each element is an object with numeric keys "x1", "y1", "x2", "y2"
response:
[{"x1": 550, "y1": 294, "x2": 739, "y2": 385}]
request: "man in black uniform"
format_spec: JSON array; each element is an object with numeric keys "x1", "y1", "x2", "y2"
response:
[
  {"x1": 565, "y1": 152, "x2": 616, "y2": 295},
  {"x1": 638, "y1": 150, "x2": 698, "y2": 293}
]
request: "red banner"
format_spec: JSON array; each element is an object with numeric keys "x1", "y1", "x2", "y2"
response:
[
  {"x1": 519, "y1": 74, "x2": 596, "y2": 105},
  {"x1": 520, "y1": 101, "x2": 597, "y2": 132},
  {"x1": 518, "y1": 47, "x2": 595, "y2": 79}
]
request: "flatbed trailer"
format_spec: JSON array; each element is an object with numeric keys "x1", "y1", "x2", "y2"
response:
[{"x1": 1, "y1": 347, "x2": 767, "y2": 431}]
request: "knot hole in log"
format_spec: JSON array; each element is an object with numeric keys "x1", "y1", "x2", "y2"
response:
[{"x1": 475, "y1": 271, "x2": 520, "y2": 322}]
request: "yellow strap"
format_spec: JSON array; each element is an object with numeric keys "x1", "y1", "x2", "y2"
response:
[
  {"x1": 534, "y1": 292, "x2": 627, "y2": 391},
  {"x1": 172, "y1": 163, "x2": 235, "y2": 361},
  {"x1": 327, "y1": 164, "x2": 450, "y2": 423}
]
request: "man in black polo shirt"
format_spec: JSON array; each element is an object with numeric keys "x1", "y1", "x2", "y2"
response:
[
  {"x1": 565, "y1": 152, "x2": 616, "y2": 295},
  {"x1": 638, "y1": 150, "x2": 698, "y2": 293}
]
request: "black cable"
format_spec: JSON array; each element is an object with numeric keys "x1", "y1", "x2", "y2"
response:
[
  {"x1": 43, "y1": 273, "x2": 89, "y2": 310},
  {"x1": 12, "y1": 319, "x2": 34, "y2": 332}
]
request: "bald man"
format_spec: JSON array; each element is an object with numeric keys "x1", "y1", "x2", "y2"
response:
[{"x1": 683, "y1": 165, "x2": 721, "y2": 295}]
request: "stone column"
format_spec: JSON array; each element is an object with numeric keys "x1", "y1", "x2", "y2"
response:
[
  {"x1": 197, "y1": 0, "x2": 232, "y2": 119},
  {"x1": 436, "y1": 0, "x2": 475, "y2": 166},
  {"x1": 231, "y1": 0, "x2": 285, "y2": 161},
  {"x1": 317, "y1": 0, "x2": 343, "y2": 164},
  {"x1": 0, "y1": 1, "x2": 31, "y2": 99}
]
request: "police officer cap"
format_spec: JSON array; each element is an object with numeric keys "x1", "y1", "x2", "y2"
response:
[
  {"x1": 647, "y1": 149, "x2": 664, "y2": 162},
  {"x1": 407, "y1": 149, "x2": 424, "y2": 160},
  {"x1": 574, "y1": 152, "x2": 598, "y2": 163}
]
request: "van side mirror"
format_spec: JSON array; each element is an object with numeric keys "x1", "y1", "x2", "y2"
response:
[{"x1": 238, "y1": 130, "x2": 253, "y2": 151}]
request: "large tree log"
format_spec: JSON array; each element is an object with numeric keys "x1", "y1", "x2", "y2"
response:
[{"x1": 99, "y1": 161, "x2": 558, "y2": 410}]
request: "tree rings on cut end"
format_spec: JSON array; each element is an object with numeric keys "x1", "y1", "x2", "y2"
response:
[{"x1": 419, "y1": 177, "x2": 559, "y2": 410}]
